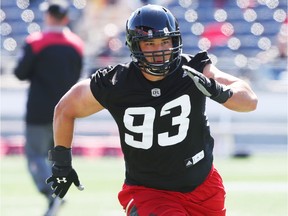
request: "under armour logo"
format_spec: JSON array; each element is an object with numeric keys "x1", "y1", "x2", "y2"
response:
[{"x1": 56, "y1": 177, "x2": 67, "y2": 183}]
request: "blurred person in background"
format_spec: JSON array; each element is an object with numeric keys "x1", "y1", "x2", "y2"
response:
[
  {"x1": 46, "y1": 4, "x2": 257, "y2": 216},
  {"x1": 277, "y1": 18, "x2": 287, "y2": 59},
  {"x1": 272, "y1": 18, "x2": 287, "y2": 80},
  {"x1": 14, "y1": 0, "x2": 84, "y2": 215}
]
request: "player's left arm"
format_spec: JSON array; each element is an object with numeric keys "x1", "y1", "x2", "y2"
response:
[{"x1": 203, "y1": 64, "x2": 258, "y2": 112}]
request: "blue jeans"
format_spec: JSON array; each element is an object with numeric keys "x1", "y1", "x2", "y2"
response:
[{"x1": 25, "y1": 124, "x2": 54, "y2": 198}]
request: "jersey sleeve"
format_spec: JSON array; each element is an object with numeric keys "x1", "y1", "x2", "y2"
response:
[
  {"x1": 187, "y1": 51, "x2": 212, "y2": 73},
  {"x1": 89, "y1": 65, "x2": 119, "y2": 108},
  {"x1": 14, "y1": 43, "x2": 35, "y2": 80}
]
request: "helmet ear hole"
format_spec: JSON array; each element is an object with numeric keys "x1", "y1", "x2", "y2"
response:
[{"x1": 126, "y1": 4, "x2": 183, "y2": 76}]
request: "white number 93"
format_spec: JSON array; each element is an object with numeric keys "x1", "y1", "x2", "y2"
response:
[{"x1": 123, "y1": 95, "x2": 191, "y2": 149}]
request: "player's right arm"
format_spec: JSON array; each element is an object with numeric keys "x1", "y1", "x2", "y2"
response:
[
  {"x1": 53, "y1": 78, "x2": 104, "y2": 148},
  {"x1": 46, "y1": 78, "x2": 104, "y2": 198}
]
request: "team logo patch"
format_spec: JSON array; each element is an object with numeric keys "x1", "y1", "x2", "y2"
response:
[{"x1": 151, "y1": 88, "x2": 161, "y2": 97}]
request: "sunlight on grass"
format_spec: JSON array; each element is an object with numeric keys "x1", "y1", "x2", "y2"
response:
[{"x1": 1, "y1": 153, "x2": 287, "y2": 216}]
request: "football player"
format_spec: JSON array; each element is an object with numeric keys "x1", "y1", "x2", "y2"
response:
[{"x1": 46, "y1": 4, "x2": 257, "y2": 216}]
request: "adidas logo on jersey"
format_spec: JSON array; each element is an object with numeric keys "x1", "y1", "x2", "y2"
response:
[
  {"x1": 184, "y1": 150, "x2": 205, "y2": 168},
  {"x1": 185, "y1": 160, "x2": 193, "y2": 167}
]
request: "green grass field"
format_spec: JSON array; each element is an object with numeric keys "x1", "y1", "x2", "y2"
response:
[{"x1": 1, "y1": 153, "x2": 287, "y2": 216}]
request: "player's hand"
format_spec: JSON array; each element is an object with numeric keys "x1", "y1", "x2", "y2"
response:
[
  {"x1": 182, "y1": 65, "x2": 233, "y2": 103},
  {"x1": 46, "y1": 146, "x2": 84, "y2": 198}
]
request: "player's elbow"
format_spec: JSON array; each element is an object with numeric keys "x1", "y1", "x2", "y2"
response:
[
  {"x1": 238, "y1": 96, "x2": 258, "y2": 112},
  {"x1": 249, "y1": 96, "x2": 258, "y2": 111},
  {"x1": 54, "y1": 100, "x2": 71, "y2": 121},
  {"x1": 54, "y1": 101, "x2": 63, "y2": 122},
  {"x1": 244, "y1": 92, "x2": 258, "y2": 112}
]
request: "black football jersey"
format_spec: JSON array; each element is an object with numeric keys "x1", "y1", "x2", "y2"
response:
[{"x1": 90, "y1": 51, "x2": 214, "y2": 192}]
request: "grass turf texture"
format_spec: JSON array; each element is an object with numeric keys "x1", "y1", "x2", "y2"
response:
[{"x1": 0, "y1": 153, "x2": 287, "y2": 216}]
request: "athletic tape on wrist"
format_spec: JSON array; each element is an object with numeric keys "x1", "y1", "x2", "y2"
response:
[
  {"x1": 48, "y1": 147, "x2": 72, "y2": 166},
  {"x1": 212, "y1": 86, "x2": 233, "y2": 103}
]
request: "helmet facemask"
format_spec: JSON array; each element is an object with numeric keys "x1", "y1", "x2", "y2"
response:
[{"x1": 132, "y1": 36, "x2": 182, "y2": 76}]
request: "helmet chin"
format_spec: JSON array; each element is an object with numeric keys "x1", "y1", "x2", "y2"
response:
[
  {"x1": 132, "y1": 46, "x2": 182, "y2": 76},
  {"x1": 135, "y1": 55, "x2": 181, "y2": 77},
  {"x1": 143, "y1": 63, "x2": 170, "y2": 76}
]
